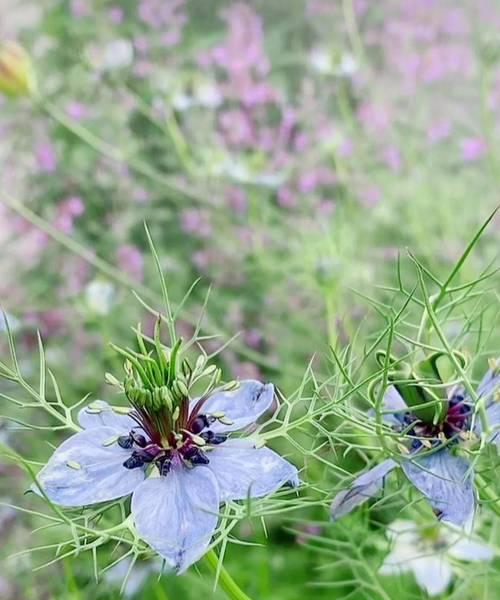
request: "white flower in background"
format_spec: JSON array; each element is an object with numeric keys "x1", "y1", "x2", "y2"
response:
[
  {"x1": 172, "y1": 80, "x2": 222, "y2": 112},
  {"x1": 309, "y1": 47, "x2": 358, "y2": 78},
  {"x1": 379, "y1": 519, "x2": 494, "y2": 596},
  {"x1": 85, "y1": 280, "x2": 115, "y2": 315},
  {"x1": 86, "y1": 39, "x2": 133, "y2": 72},
  {"x1": 336, "y1": 53, "x2": 358, "y2": 78},
  {"x1": 103, "y1": 39, "x2": 133, "y2": 70},
  {"x1": 309, "y1": 47, "x2": 333, "y2": 74}
]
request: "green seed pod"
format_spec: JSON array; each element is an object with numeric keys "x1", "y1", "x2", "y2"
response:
[{"x1": 375, "y1": 351, "x2": 441, "y2": 424}]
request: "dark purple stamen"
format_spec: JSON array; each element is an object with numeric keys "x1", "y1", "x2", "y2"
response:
[
  {"x1": 402, "y1": 389, "x2": 472, "y2": 450},
  {"x1": 130, "y1": 431, "x2": 147, "y2": 447},
  {"x1": 118, "y1": 435, "x2": 134, "y2": 449},
  {"x1": 157, "y1": 452, "x2": 173, "y2": 476},
  {"x1": 123, "y1": 452, "x2": 147, "y2": 469},
  {"x1": 190, "y1": 414, "x2": 215, "y2": 434},
  {"x1": 183, "y1": 446, "x2": 210, "y2": 465},
  {"x1": 200, "y1": 430, "x2": 227, "y2": 445}
]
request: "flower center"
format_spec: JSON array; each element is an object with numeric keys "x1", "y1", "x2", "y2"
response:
[
  {"x1": 120, "y1": 410, "x2": 228, "y2": 475},
  {"x1": 405, "y1": 389, "x2": 471, "y2": 449}
]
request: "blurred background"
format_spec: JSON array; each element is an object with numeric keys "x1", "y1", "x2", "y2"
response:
[{"x1": 1, "y1": 1, "x2": 500, "y2": 598}]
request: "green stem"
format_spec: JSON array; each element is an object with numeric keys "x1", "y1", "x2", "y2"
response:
[
  {"x1": 203, "y1": 549, "x2": 253, "y2": 600},
  {"x1": 476, "y1": 473, "x2": 500, "y2": 518}
]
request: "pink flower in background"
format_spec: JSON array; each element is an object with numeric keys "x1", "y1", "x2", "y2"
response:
[
  {"x1": 180, "y1": 209, "x2": 212, "y2": 238},
  {"x1": 244, "y1": 329, "x2": 263, "y2": 349},
  {"x1": 298, "y1": 168, "x2": 336, "y2": 194},
  {"x1": 461, "y1": 137, "x2": 488, "y2": 162},
  {"x1": 296, "y1": 523, "x2": 322, "y2": 545},
  {"x1": 382, "y1": 146, "x2": 403, "y2": 173},
  {"x1": 54, "y1": 197, "x2": 84, "y2": 234},
  {"x1": 357, "y1": 102, "x2": 391, "y2": 134},
  {"x1": 359, "y1": 185, "x2": 382, "y2": 208},
  {"x1": 208, "y1": 3, "x2": 278, "y2": 107},
  {"x1": 26, "y1": 309, "x2": 67, "y2": 337},
  {"x1": 71, "y1": 0, "x2": 90, "y2": 18},
  {"x1": 427, "y1": 121, "x2": 452, "y2": 144},
  {"x1": 133, "y1": 36, "x2": 149, "y2": 55},
  {"x1": 35, "y1": 141, "x2": 57, "y2": 173},
  {"x1": 232, "y1": 361, "x2": 262, "y2": 381},
  {"x1": 219, "y1": 109, "x2": 255, "y2": 147},
  {"x1": 133, "y1": 187, "x2": 150, "y2": 203},
  {"x1": 133, "y1": 61, "x2": 153, "y2": 78},
  {"x1": 338, "y1": 139, "x2": 354, "y2": 158},
  {"x1": 277, "y1": 187, "x2": 297, "y2": 208},
  {"x1": 108, "y1": 6, "x2": 124, "y2": 24},
  {"x1": 226, "y1": 187, "x2": 248, "y2": 214},
  {"x1": 59, "y1": 256, "x2": 91, "y2": 298},
  {"x1": 66, "y1": 101, "x2": 89, "y2": 121},
  {"x1": 318, "y1": 200, "x2": 335, "y2": 216},
  {"x1": 137, "y1": 0, "x2": 187, "y2": 44},
  {"x1": 116, "y1": 244, "x2": 144, "y2": 282}
]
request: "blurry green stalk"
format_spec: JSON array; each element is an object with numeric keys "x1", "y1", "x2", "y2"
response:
[{"x1": 203, "y1": 549, "x2": 253, "y2": 600}]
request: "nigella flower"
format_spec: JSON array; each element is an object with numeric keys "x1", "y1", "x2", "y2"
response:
[
  {"x1": 331, "y1": 360, "x2": 500, "y2": 526},
  {"x1": 379, "y1": 520, "x2": 493, "y2": 596},
  {"x1": 35, "y1": 362, "x2": 299, "y2": 573}
]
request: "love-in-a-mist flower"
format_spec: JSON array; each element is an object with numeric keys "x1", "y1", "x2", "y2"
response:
[
  {"x1": 379, "y1": 519, "x2": 494, "y2": 596},
  {"x1": 331, "y1": 356, "x2": 500, "y2": 527},
  {"x1": 34, "y1": 327, "x2": 299, "y2": 572}
]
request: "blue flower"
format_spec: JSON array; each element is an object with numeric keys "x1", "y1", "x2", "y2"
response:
[
  {"x1": 331, "y1": 362, "x2": 500, "y2": 526},
  {"x1": 35, "y1": 380, "x2": 299, "y2": 573}
]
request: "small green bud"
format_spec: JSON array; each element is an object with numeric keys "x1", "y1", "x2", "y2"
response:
[
  {"x1": 202, "y1": 364, "x2": 217, "y2": 377},
  {"x1": 112, "y1": 406, "x2": 133, "y2": 415},
  {"x1": 223, "y1": 380, "x2": 240, "y2": 392},
  {"x1": 194, "y1": 355, "x2": 206, "y2": 373},
  {"x1": 174, "y1": 378, "x2": 189, "y2": 398},
  {"x1": 172, "y1": 406, "x2": 180, "y2": 422},
  {"x1": 105, "y1": 372, "x2": 121, "y2": 387},
  {"x1": 159, "y1": 386, "x2": 173, "y2": 410},
  {"x1": 124, "y1": 360, "x2": 134, "y2": 376},
  {"x1": 0, "y1": 41, "x2": 37, "y2": 98}
]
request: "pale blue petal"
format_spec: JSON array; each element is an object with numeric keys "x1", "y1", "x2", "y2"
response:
[
  {"x1": 205, "y1": 439, "x2": 299, "y2": 501},
  {"x1": 78, "y1": 400, "x2": 137, "y2": 433},
  {"x1": 35, "y1": 427, "x2": 145, "y2": 506},
  {"x1": 131, "y1": 466, "x2": 220, "y2": 573},
  {"x1": 484, "y1": 402, "x2": 500, "y2": 444},
  {"x1": 193, "y1": 380, "x2": 274, "y2": 433},
  {"x1": 402, "y1": 450, "x2": 475, "y2": 526},
  {"x1": 330, "y1": 459, "x2": 398, "y2": 520},
  {"x1": 369, "y1": 386, "x2": 408, "y2": 427}
]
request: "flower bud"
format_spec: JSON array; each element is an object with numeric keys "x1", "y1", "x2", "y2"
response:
[{"x1": 0, "y1": 41, "x2": 37, "y2": 98}]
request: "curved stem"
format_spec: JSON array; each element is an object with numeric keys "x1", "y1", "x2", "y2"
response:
[
  {"x1": 203, "y1": 549, "x2": 253, "y2": 600},
  {"x1": 476, "y1": 473, "x2": 500, "y2": 518}
]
